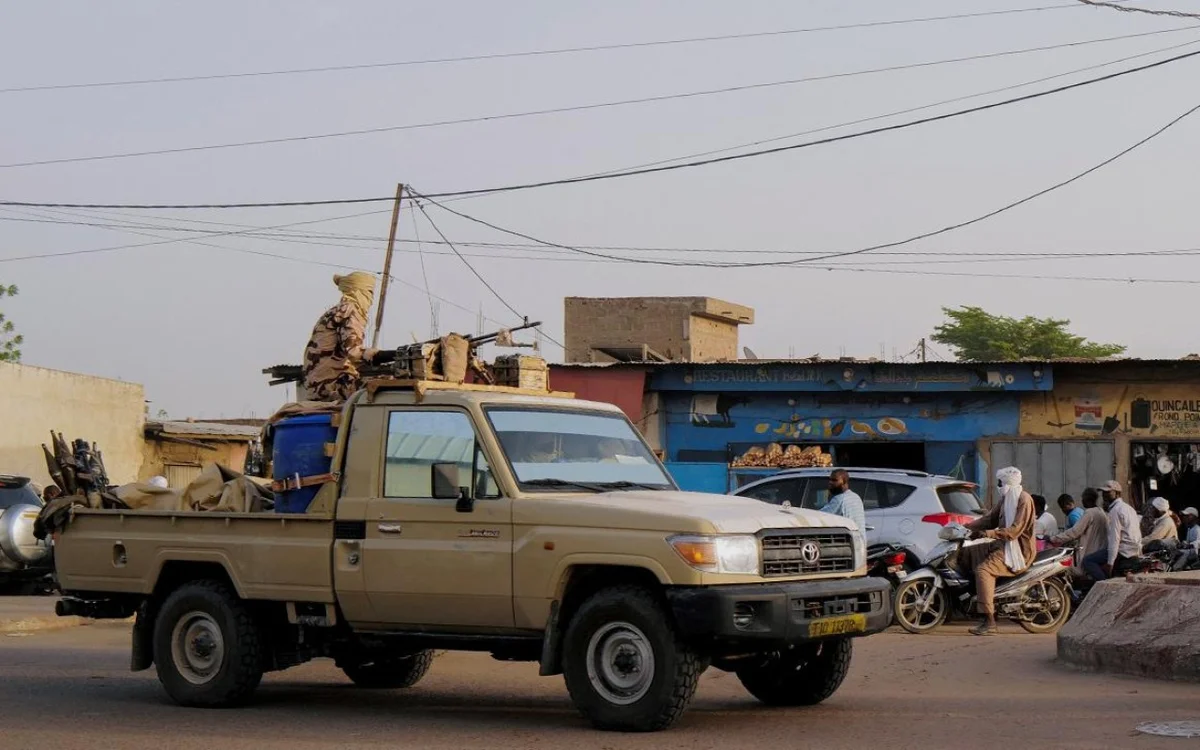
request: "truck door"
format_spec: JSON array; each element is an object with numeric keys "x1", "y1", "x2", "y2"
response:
[{"x1": 362, "y1": 408, "x2": 513, "y2": 628}]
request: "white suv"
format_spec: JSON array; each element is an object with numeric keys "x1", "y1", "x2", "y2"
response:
[{"x1": 731, "y1": 468, "x2": 983, "y2": 566}]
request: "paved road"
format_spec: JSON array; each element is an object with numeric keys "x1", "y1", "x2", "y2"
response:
[{"x1": 3, "y1": 622, "x2": 1197, "y2": 749}]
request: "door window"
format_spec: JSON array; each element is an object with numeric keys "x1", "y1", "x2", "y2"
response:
[
  {"x1": 737, "y1": 477, "x2": 807, "y2": 506},
  {"x1": 804, "y1": 478, "x2": 915, "y2": 511},
  {"x1": 384, "y1": 410, "x2": 498, "y2": 499}
]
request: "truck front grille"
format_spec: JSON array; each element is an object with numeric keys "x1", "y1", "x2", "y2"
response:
[{"x1": 761, "y1": 531, "x2": 856, "y2": 577}]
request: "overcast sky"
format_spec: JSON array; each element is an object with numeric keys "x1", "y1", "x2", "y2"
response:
[{"x1": 2, "y1": 1, "x2": 1198, "y2": 418}]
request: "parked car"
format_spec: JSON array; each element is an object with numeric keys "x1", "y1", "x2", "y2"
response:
[
  {"x1": 0, "y1": 475, "x2": 54, "y2": 592},
  {"x1": 731, "y1": 468, "x2": 983, "y2": 567}
]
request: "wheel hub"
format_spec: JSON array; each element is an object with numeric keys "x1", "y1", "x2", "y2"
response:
[
  {"x1": 586, "y1": 621, "x2": 655, "y2": 705},
  {"x1": 171, "y1": 611, "x2": 226, "y2": 685}
]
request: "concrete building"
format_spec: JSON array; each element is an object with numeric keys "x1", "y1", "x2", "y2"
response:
[
  {"x1": 142, "y1": 420, "x2": 263, "y2": 488},
  {"x1": 0, "y1": 363, "x2": 145, "y2": 488},
  {"x1": 564, "y1": 296, "x2": 754, "y2": 363}
]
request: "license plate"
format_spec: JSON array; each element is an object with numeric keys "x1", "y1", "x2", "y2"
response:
[{"x1": 808, "y1": 613, "x2": 866, "y2": 638}]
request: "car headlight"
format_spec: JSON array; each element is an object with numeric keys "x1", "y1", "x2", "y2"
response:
[{"x1": 669, "y1": 534, "x2": 760, "y2": 575}]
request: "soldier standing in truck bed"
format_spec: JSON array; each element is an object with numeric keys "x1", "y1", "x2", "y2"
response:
[{"x1": 302, "y1": 271, "x2": 380, "y2": 402}]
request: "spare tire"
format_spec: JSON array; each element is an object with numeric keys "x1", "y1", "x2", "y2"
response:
[{"x1": 0, "y1": 503, "x2": 51, "y2": 564}]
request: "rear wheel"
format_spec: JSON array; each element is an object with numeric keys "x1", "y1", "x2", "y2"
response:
[
  {"x1": 340, "y1": 650, "x2": 434, "y2": 689},
  {"x1": 736, "y1": 639, "x2": 852, "y2": 706},
  {"x1": 1018, "y1": 578, "x2": 1071, "y2": 634},
  {"x1": 152, "y1": 581, "x2": 263, "y2": 707},
  {"x1": 894, "y1": 578, "x2": 948, "y2": 634}
]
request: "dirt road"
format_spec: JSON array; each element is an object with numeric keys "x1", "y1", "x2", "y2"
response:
[{"x1": 2, "y1": 622, "x2": 1196, "y2": 749}]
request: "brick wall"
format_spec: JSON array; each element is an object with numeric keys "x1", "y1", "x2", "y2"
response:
[{"x1": 564, "y1": 297, "x2": 751, "y2": 363}]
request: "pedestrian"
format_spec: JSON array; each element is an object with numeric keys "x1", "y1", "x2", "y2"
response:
[
  {"x1": 1058, "y1": 493, "x2": 1084, "y2": 530},
  {"x1": 301, "y1": 271, "x2": 380, "y2": 403},
  {"x1": 1082, "y1": 480, "x2": 1142, "y2": 581},
  {"x1": 1033, "y1": 494, "x2": 1060, "y2": 542},
  {"x1": 819, "y1": 469, "x2": 866, "y2": 540},
  {"x1": 1182, "y1": 507, "x2": 1200, "y2": 549},
  {"x1": 961, "y1": 466, "x2": 1036, "y2": 636},
  {"x1": 1141, "y1": 497, "x2": 1178, "y2": 553},
  {"x1": 1050, "y1": 487, "x2": 1108, "y2": 579}
]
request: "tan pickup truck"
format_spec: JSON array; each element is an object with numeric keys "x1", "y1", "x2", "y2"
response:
[{"x1": 53, "y1": 381, "x2": 891, "y2": 732}]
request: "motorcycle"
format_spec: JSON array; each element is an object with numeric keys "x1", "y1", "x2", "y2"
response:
[
  {"x1": 893, "y1": 524, "x2": 1073, "y2": 635},
  {"x1": 866, "y1": 543, "x2": 910, "y2": 589}
]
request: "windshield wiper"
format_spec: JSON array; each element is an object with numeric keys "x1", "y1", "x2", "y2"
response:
[
  {"x1": 521, "y1": 478, "x2": 605, "y2": 492},
  {"x1": 590, "y1": 480, "x2": 670, "y2": 492}
]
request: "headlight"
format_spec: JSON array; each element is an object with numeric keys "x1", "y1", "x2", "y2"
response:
[
  {"x1": 669, "y1": 534, "x2": 760, "y2": 575},
  {"x1": 852, "y1": 533, "x2": 865, "y2": 569}
]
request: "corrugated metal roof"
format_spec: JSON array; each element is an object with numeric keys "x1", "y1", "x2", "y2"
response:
[{"x1": 146, "y1": 421, "x2": 261, "y2": 440}]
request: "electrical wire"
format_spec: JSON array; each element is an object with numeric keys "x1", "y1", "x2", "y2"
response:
[
  {"x1": 410, "y1": 95, "x2": 1200, "y2": 269},
  {"x1": 1077, "y1": 0, "x2": 1200, "y2": 19},
  {"x1": 7, "y1": 40, "x2": 1197, "y2": 210},
  {"x1": 3, "y1": 26, "x2": 1196, "y2": 171},
  {"x1": 12, "y1": 204, "x2": 1200, "y2": 269},
  {"x1": 578, "y1": 35, "x2": 1200, "y2": 181},
  {"x1": 0, "y1": 4, "x2": 1093, "y2": 95},
  {"x1": 411, "y1": 200, "x2": 566, "y2": 349},
  {"x1": 411, "y1": 207, "x2": 436, "y2": 335}
]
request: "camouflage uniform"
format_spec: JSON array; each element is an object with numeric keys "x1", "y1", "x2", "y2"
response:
[{"x1": 302, "y1": 272, "x2": 376, "y2": 402}]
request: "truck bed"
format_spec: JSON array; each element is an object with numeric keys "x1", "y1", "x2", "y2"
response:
[{"x1": 54, "y1": 509, "x2": 335, "y2": 603}]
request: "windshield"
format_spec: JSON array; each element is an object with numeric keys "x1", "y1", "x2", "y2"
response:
[
  {"x1": 0, "y1": 479, "x2": 42, "y2": 511},
  {"x1": 486, "y1": 407, "x2": 674, "y2": 491},
  {"x1": 937, "y1": 485, "x2": 983, "y2": 515}
]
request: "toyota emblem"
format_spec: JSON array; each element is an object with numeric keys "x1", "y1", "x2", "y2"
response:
[{"x1": 799, "y1": 541, "x2": 821, "y2": 564}]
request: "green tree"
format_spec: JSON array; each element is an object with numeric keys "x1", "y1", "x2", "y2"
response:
[
  {"x1": 931, "y1": 306, "x2": 1125, "y2": 361},
  {"x1": 0, "y1": 283, "x2": 21, "y2": 362}
]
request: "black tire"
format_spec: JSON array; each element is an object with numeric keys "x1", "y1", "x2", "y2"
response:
[
  {"x1": 152, "y1": 580, "x2": 263, "y2": 707},
  {"x1": 1017, "y1": 578, "x2": 1072, "y2": 634},
  {"x1": 561, "y1": 585, "x2": 701, "y2": 732},
  {"x1": 893, "y1": 578, "x2": 949, "y2": 634},
  {"x1": 736, "y1": 638, "x2": 852, "y2": 707},
  {"x1": 340, "y1": 650, "x2": 435, "y2": 689}
]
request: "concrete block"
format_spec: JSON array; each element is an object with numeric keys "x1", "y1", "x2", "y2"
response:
[{"x1": 1058, "y1": 576, "x2": 1200, "y2": 682}]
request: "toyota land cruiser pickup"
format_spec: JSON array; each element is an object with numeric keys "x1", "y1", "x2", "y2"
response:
[{"x1": 51, "y1": 381, "x2": 890, "y2": 732}]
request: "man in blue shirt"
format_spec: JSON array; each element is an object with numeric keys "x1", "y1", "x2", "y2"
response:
[
  {"x1": 820, "y1": 469, "x2": 866, "y2": 539},
  {"x1": 1058, "y1": 494, "x2": 1084, "y2": 530}
]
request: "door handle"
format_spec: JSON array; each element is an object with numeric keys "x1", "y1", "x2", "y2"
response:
[
  {"x1": 865, "y1": 525, "x2": 876, "y2": 531},
  {"x1": 377, "y1": 523, "x2": 403, "y2": 534}
]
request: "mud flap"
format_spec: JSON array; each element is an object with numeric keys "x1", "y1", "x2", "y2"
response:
[
  {"x1": 537, "y1": 600, "x2": 561, "y2": 676},
  {"x1": 130, "y1": 601, "x2": 154, "y2": 672}
]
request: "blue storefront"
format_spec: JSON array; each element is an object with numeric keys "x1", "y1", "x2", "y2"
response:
[{"x1": 651, "y1": 361, "x2": 1052, "y2": 494}]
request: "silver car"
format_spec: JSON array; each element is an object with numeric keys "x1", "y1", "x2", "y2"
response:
[{"x1": 731, "y1": 468, "x2": 983, "y2": 567}]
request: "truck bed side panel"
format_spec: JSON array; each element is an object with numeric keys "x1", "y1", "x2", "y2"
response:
[{"x1": 55, "y1": 510, "x2": 335, "y2": 603}]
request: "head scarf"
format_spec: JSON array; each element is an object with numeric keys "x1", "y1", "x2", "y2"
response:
[
  {"x1": 996, "y1": 466, "x2": 1026, "y2": 571},
  {"x1": 334, "y1": 272, "x2": 376, "y2": 316},
  {"x1": 1151, "y1": 497, "x2": 1170, "y2": 514}
]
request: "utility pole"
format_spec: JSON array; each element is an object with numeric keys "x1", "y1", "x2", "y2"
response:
[
  {"x1": 371, "y1": 182, "x2": 405, "y2": 349},
  {"x1": 919, "y1": 337, "x2": 927, "y2": 363}
]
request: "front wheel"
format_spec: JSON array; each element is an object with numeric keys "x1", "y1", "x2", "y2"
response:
[
  {"x1": 340, "y1": 650, "x2": 434, "y2": 689},
  {"x1": 894, "y1": 578, "x2": 948, "y2": 634},
  {"x1": 561, "y1": 586, "x2": 701, "y2": 732},
  {"x1": 1017, "y1": 578, "x2": 1071, "y2": 634},
  {"x1": 736, "y1": 638, "x2": 852, "y2": 706}
]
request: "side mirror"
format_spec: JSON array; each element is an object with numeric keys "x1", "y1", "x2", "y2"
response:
[{"x1": 431, "y1": 463, "x2": 475, "y2": 513}]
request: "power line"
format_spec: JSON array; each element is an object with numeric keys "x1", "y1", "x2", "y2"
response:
[
  {"x1": 0, "y1": 4, "x2": 1091, "y2": 95},
  {"x1": 7, "y1": 205, "x2": 1200, "y2": 287},
  {"x1": 1077, "y1": 0, "x2": 1200, "y2": 19},
  {"x1": 0, "y1": 205, "x2": 527, "y2": 338},
  {"x1": 7, "y1": 40, "x2": 1195, "y2": 211},
  {"x1": 12, "y1": 205, "x2": 1200, "y2": 269},
  {"x1": 411, "y1": 89, "x2": 1200, "y2": 271},
  {"x1": 4, "y1": 26, "x2": 1196, "y2": 171},
  {"x1": 577, "y1": 35, "x2": 1200, "y2": 181}
]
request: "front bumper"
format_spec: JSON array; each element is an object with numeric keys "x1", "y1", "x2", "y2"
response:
[{"x1": 665, "y1": 576, "x2": 892, "y2": 648}]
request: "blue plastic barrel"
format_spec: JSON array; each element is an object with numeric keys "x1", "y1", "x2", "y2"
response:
[{"x1": 272, "y1": 414, "x2": 337, "y2": 513}]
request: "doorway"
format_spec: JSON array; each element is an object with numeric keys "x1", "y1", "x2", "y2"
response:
[{"x1": 834, "y1": 442, "x2": 925, "y2": 472}]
